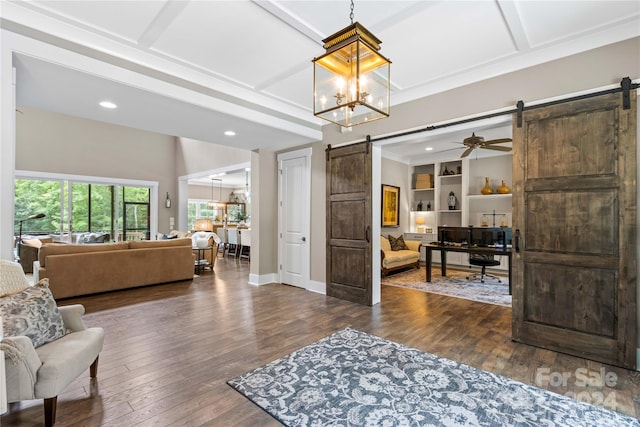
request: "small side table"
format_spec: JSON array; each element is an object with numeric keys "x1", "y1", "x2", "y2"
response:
[{"x1": 193, "y1": 246, "x2": 213, "y2": 274}]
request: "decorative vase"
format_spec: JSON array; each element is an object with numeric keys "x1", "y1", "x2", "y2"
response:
[
  {"x1": 417, "y1": 200, "x2": 423, "y2": 211},
  {"x1": 497, "y1": 180, "x2": 511, "y2": 194},
  {"x1": 481, "y1": 177, "x2": 493, "y2": 195},
  {"x1": 195, "y1": 232, "x2": 209, "y2": 248}
]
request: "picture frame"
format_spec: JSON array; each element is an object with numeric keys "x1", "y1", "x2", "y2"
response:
[{"x1": 381, "y1": 184, "x2": 400, "y2": 227}]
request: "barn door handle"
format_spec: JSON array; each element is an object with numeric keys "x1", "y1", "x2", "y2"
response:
[
  {"x1": 514, "y1": 229, "x2": 521, "y2": 253},
  {"x1": 365, "y1": 226, "x2": 371, "y2": 243}
]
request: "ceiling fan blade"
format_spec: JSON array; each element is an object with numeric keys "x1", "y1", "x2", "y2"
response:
[
  {"x1": 482, "y1": 138, "x2": 512, "y2": 145},
  {"x1": 436, "y1": 146, "x2": 466, "y2": 154},
  {"x1": 483, "y1": 145, "x2": 512, "y2": 152},
  {"x1": 460, "y1": 146, "x2": 475, "y2": 158}
]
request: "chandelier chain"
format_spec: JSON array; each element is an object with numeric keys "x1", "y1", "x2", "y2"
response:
[{"x1": 349, "y1": 0, "x2": 354, "y2": 24}]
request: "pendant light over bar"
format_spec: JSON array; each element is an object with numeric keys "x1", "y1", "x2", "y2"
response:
[{"x1": 312, "y1": 0, "x2": 391, "y2": 127}]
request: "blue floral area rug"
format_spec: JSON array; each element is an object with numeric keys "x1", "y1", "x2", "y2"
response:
[
  {"x1": 228, "y1": 328, "x2": 638, "y2": 427},
  {"x1": 382, "y1": 267, "x2": 511, "y2": 306}
]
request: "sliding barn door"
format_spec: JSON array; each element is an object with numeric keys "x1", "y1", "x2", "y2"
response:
[
  {"x1": 512, "y1": 92, "x2": 637, "y2": 368},
  {"x1": 326, "y1": 142, "x2": 372, "y2": 305}
]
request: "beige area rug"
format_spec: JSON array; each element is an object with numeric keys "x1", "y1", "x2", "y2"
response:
[{"x1": 382, "y1": 267, "x2": 511, "y2": 306}]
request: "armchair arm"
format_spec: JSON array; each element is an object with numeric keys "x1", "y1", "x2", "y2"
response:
[
  {"x1": 3, "y1": 336, "x2": 42, "y2": 401},
  {"x1": 58, "y1": 304, "x2": 86, "y2": 332},
  {"x1": 405, "y1": 240, "x2": 422, "y2": 252}
]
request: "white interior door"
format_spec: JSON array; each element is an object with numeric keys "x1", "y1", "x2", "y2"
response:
[{"x1": 278, "y1": 149, "x2": 311, "y2": 288}]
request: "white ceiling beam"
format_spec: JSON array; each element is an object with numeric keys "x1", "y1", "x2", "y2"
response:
[
  {"x1": 137, "y1": 0, "x2": 189, "y2": 48},
  {"x1": 497, "y1": 0, "x2": 530, "y2": 51},
  {"x1": 252, "y1": 0, "x2": 324, "y2": 45}
]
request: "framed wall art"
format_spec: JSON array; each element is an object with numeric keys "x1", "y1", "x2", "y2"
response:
[{"x1": 381, "y1": 184, "x2": 400, "y2": 227}]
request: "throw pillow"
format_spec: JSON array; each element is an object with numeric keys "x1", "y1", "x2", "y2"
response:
[
  {"x1": 0, "y1": 279, "x2": 66, "y2": 347},
  {"x1": 22, "y1": 238, "x2": 43, "y2": 249},
  {"x1": 388, "y1": 235, "x2": 409, "y2": 251}
]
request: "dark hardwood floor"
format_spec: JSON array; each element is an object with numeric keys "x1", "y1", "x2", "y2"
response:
[{"x1": 3, "y1": 258, "x2": 639, "y2": 426}]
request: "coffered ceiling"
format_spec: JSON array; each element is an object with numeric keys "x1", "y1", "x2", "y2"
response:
[{"x1": 3, "y1": 0, "x2": 639, "y2": 158}]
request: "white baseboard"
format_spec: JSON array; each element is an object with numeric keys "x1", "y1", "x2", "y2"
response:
[
  {"x1": 248, "y1": 273, "x2": 278, "y2": 286},
  {"x1": 306, "y1": 279, "x2": 326, "y2": 295},
  {"x1": 248, "y1": 275, "x2": 326, "y2": 294}
]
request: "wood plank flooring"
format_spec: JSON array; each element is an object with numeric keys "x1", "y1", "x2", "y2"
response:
[{"x1": 3, "y1": 258, "x2": 640, "y2": 426}]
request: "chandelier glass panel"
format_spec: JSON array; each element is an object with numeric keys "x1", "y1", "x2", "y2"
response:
[{"x1": 313, "y1": 21, "x2": 390, "y2": 127}]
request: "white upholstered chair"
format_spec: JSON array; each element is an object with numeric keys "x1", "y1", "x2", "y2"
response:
[
  {"x1": 226, "y1": 228, "x2": 239, "y2": 259},
  {"x1": 238, "y1": 229, "x2": 251, "y2": 262},
  {"x1": 215, "y1": 227, "x2": 228, "y2": 256},
  {"x1": 0, "y1": 260, "x2": 104, "y2": 426}
]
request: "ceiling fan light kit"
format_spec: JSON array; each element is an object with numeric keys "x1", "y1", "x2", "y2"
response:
[{"x1": 312, "y1": 1, "x2": 391, "y2": 127}]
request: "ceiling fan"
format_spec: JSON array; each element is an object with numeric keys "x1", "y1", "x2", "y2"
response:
[{"x1": 459, "y1": 133, "x2": 512, "y2": 158}]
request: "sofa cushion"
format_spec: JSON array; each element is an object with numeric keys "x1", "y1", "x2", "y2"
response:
[
  {"x1": 35, "y1": 327, "x2": 104, "y2": 398},
  {"x1": 168, "y1": 230, "x2": 192, "y2": 239},
  {"x1": 76, "y1": 232, "x2": 110, "y2": 244},
  {"x1": 129, "y1": 237, "x2": 191, "y2": 249},
  {"x1": 388, "y1": 235, "x2": 409, "y2": 251},
  {"x1": 380, "y1": 236, "x2": 392, "y2": 252},
  {"x1": 382, "y1": 249, "x2": 420, "y2": 269},
  {"x1": 39, "y1": 242, "x2": 130, "y2": 267},
  {"x1": 0, "y1": 279, "x2": 66, "y2": 347}
]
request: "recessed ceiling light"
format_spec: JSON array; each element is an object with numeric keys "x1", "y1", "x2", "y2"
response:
[
  {"x1": 99, "y1": 101, "x2": 117, "y2": 109},
  {"x1": 425, "y1": 147, "x2": 433, "y2": 151},
  {"x1": 224, "y1": 130, "x2": 236, "y2": 136}
]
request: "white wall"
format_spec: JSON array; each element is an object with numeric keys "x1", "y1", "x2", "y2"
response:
[
  {"x1": 380, "y1": 158, "x2": 411, "y2": 238},
  {"x1": 176, "y1": 137, "x2": 250, "y2": 177}
]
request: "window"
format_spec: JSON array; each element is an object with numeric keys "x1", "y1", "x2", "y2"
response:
[
  {"x1": 15, "y1": 177, "x2": 152, "y2": 242},
  {"x1": 187, "y1": 200, "x2": 225, "y2": 230}
]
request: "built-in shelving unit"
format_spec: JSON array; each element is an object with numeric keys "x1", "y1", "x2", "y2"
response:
[
  {"x1": 405, "y1": 153, "x2": 513, "y2": 268},
  {"x1": 464, "y1": 154, "x2": 512, "y2": 228}
]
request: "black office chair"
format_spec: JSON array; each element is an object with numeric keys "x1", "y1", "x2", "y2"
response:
[{"x1": 467, "y1": 253, "x2": 501, "y2": 283}]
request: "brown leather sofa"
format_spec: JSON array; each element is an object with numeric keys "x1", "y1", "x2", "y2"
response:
[{"x1": 34, "y1": 238, "x2": 194, "y2": 299}]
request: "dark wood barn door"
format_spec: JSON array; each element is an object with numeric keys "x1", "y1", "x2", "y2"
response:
[
  {"x1": 326, "y1": 142, "x2": 372, "y2": 305},
  {"x1": 512, "y1": 92, "x2": 637, "y2": 368}
]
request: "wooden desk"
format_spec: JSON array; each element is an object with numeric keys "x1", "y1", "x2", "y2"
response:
[{"x1": 424, "y1": 244, "x2": 512, "y2": 295}]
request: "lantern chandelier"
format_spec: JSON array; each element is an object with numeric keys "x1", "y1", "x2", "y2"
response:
[{"x1": 312, "y1": 0, "x2": 391, "y2": 127}]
